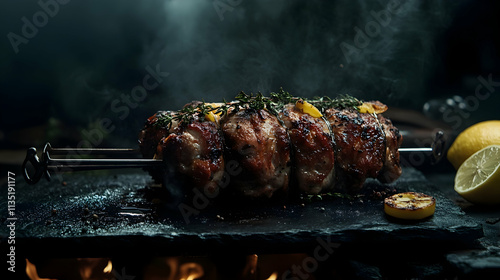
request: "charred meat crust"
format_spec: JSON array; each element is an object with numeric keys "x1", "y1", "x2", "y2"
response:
[
  {"x1": 158, "y1": 121, "x2": 225, "y2": 196},
  {"x1": 325, "y1": 108, "x2": 386, "y2": 192},
  {"x1": 279, "y1": 104, "x2": 335, "y2": 194},
  {"x1": 221, "y1": 108, "x2": 291, "y2": 198},
  {"x1": 138, "y1": 100, "x2": 402, "y2": 198}
]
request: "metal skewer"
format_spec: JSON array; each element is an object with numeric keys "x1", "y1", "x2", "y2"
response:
[
  {"x1": 398, "y1": 147, "x2": 432, "y2": 153},
  {"x1": 22, "y1": 131, "x2": 446, "y2": 185},
  {"x1": 398, "y1": 131, "x2": 445, "y2": 165},
  {"x1": 22, "y1": 143, "x2": 163, "y2": 184}
]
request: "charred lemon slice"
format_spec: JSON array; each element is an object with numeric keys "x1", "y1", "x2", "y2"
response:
[
  {"x1": 384, "y1": 192, "x2": 436, "y2": 220},
  {"x1": 295, "y1": 99, "x2": 323, "y2": 118},
  {"x1": 358, "y1": 101, "x2": 388, "y2": 114}
]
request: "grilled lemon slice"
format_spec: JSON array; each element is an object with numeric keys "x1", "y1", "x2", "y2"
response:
[
  {"x1": 384, "y1": 192, "x2": 436, "y2": 220},
  {"x1": 358, "y1": 101, "x2": 388, "y2": 114}
]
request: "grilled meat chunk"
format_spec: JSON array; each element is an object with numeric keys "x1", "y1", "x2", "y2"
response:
[
  {"x1": 138, "y1": 94, "x2": 403, "y2": 198},
  {"x1": 377, "y1": 114, "x2": 403, "y2": 183},
  {"x1": 157, "y1": 120, "x2": 225, "y2": 196},
  {"x1": 138, "y1": 111, "x2": 178, "y2": 159},
  {"x1": 138, "y1": 111, "x2": 179, "y2": 183},
  {"x1": 280, "y1": 104, "x2": 335, "y2": 194},
  {"x1": 221, "y1": 108, "x2": 291, "y2": 198},
  {"x1": 325, "y1": 107, "x2": 386, "y2": 192}
]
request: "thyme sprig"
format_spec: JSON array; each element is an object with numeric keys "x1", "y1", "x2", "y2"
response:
[
  {"x1": 153, "y1": 88, "x2": 363, "y2": 129},
  {"x1": 306, "y1": 94, "x2": 362, "y2": 112}
]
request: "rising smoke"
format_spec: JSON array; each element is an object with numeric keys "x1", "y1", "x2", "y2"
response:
[{"x1": 0, "y1": 0, "x2": 476, "y2": 146}]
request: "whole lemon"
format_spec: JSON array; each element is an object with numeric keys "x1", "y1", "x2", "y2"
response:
[{"x1": 447, "y1": 120, "x2": 500, "y2": 169}]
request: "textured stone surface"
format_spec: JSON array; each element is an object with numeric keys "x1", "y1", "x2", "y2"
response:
[
  {"x1": 447, "y1": 248, "x2": 500, "y2": 277},
  {"x1": 0, "y1": 167, "x2": 483, "y2": 257}
]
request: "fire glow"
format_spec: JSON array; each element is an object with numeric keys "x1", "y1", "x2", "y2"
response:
[
  {"x1": 26, "y1": 258, "x2": 113, "y2": 280},
  {"x1": 25, "y1": 254, "x2": 316, "y2": 279},
  {"x1": 26, "y1": 259, "x2": 56, "y2": 280}
]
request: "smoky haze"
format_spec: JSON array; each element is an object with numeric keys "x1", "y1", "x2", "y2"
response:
[{"x1": 1, "y1": 0, "x2": 498, "y2": 147}]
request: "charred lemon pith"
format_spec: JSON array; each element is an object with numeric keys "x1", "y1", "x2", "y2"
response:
[{"x1": 384, "y1": 192, "x2": 436, "y2": 220}]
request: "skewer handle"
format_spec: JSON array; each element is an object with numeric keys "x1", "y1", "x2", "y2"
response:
[
  {"x1": 398, "y1": 131, "x2": 446, "y2": 165},
  {"x1": 22, "y1": 143, "x2": 163, "y2": 184}
]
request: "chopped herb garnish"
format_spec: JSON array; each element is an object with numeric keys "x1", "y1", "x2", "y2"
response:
[{"x1": 154, "y1": 88, "x2": 363, "y2": 129}]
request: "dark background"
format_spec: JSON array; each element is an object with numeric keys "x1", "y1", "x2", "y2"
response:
[{"x1": 1, "y1": 0, "x2": 499, "y2": 150}]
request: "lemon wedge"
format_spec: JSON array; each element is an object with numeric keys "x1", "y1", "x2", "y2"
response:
[
  {"x1": 204, "y1": 111, "x2": 219, "y2": 123},
  {"x1": 384, "y1": 192, "x2": 436, "y2": 220},
  {"x1": 454, "y1": 145, "x2": 500, "y2": 205},
  {"x1": 295, "y1": 99, "x2": 323, "y2": 118}
]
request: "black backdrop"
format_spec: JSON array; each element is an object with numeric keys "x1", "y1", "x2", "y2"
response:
[{"x1": 1, "y1": 0, "x2": 499, "y2": 148}]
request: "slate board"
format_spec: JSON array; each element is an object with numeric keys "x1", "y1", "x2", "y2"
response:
[{"x1": 0, "y1": 168, "x2": 483, "y2": 257}]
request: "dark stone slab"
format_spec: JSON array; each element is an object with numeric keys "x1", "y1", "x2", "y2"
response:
[
  {"x1": 447, "y1": 248, "x2": 500, "y2": 277},
  {"x1": 0, "y1": 168, "x2": 483, "y2": 257}
]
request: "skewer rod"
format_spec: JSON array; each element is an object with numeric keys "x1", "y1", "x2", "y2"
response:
[
  {"x1": 23, "y1": 130, "x2": 445, "y2": 185},
  {"x1": 398, "y1": 147, "x2": 433, "y2": 153}
]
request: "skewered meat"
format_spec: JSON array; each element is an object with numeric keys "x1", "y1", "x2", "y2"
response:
[
  {"x1": 138, "y1": 93, "x2": 403, "y2": 198},
  {"x1": 158, "y1": 120, "x2": 225, "y2": 197},
  {"x1": 325, "y1": 107, "x2": 386, "y2": 192},
  {"x1": 222, "y1": 107, "x2": 291, "y2": 198},
  {"x1": 139, "y1": 104, "x2": 225, "y2": 197},
  {"x1": 138, "y1": 111, "x2": 177, "y2": 159},
  {"x1": 377, "y1": 114, "x2": 403, "y2": 183},
  {"x1": 279, "y1": 104, "x2": 335, "y2": 194}
]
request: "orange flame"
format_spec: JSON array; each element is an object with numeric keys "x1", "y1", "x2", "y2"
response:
[
  {"x1": 179, "y1": 262, "x2": 204, "y2": 280},
  {"x1": 241, "y1": 254, "x2": 258, "y2": 277},
  {"x1": 77, "y1": 258, "x2": 110, "y2": 280},
  {"x1": 164, "y1": 258, "x2": 205, "y2": 280},
  {"x1": 103, "y1": 260, "x2": 113, "y2": 274},
  {"x1": 25, "y1": 259, "x2": 56, "y2": 280},
  {"x1": 266, "y1": 271, "x2": 278, "y2": 280}
]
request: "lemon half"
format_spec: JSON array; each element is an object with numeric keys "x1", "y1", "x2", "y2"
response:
[
  {"x1": 454, "y1": 145, "x2": 500, "y2": 205},
  {"x1": 384, "y1": 192, "x2": 436, "y2": 220}
]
